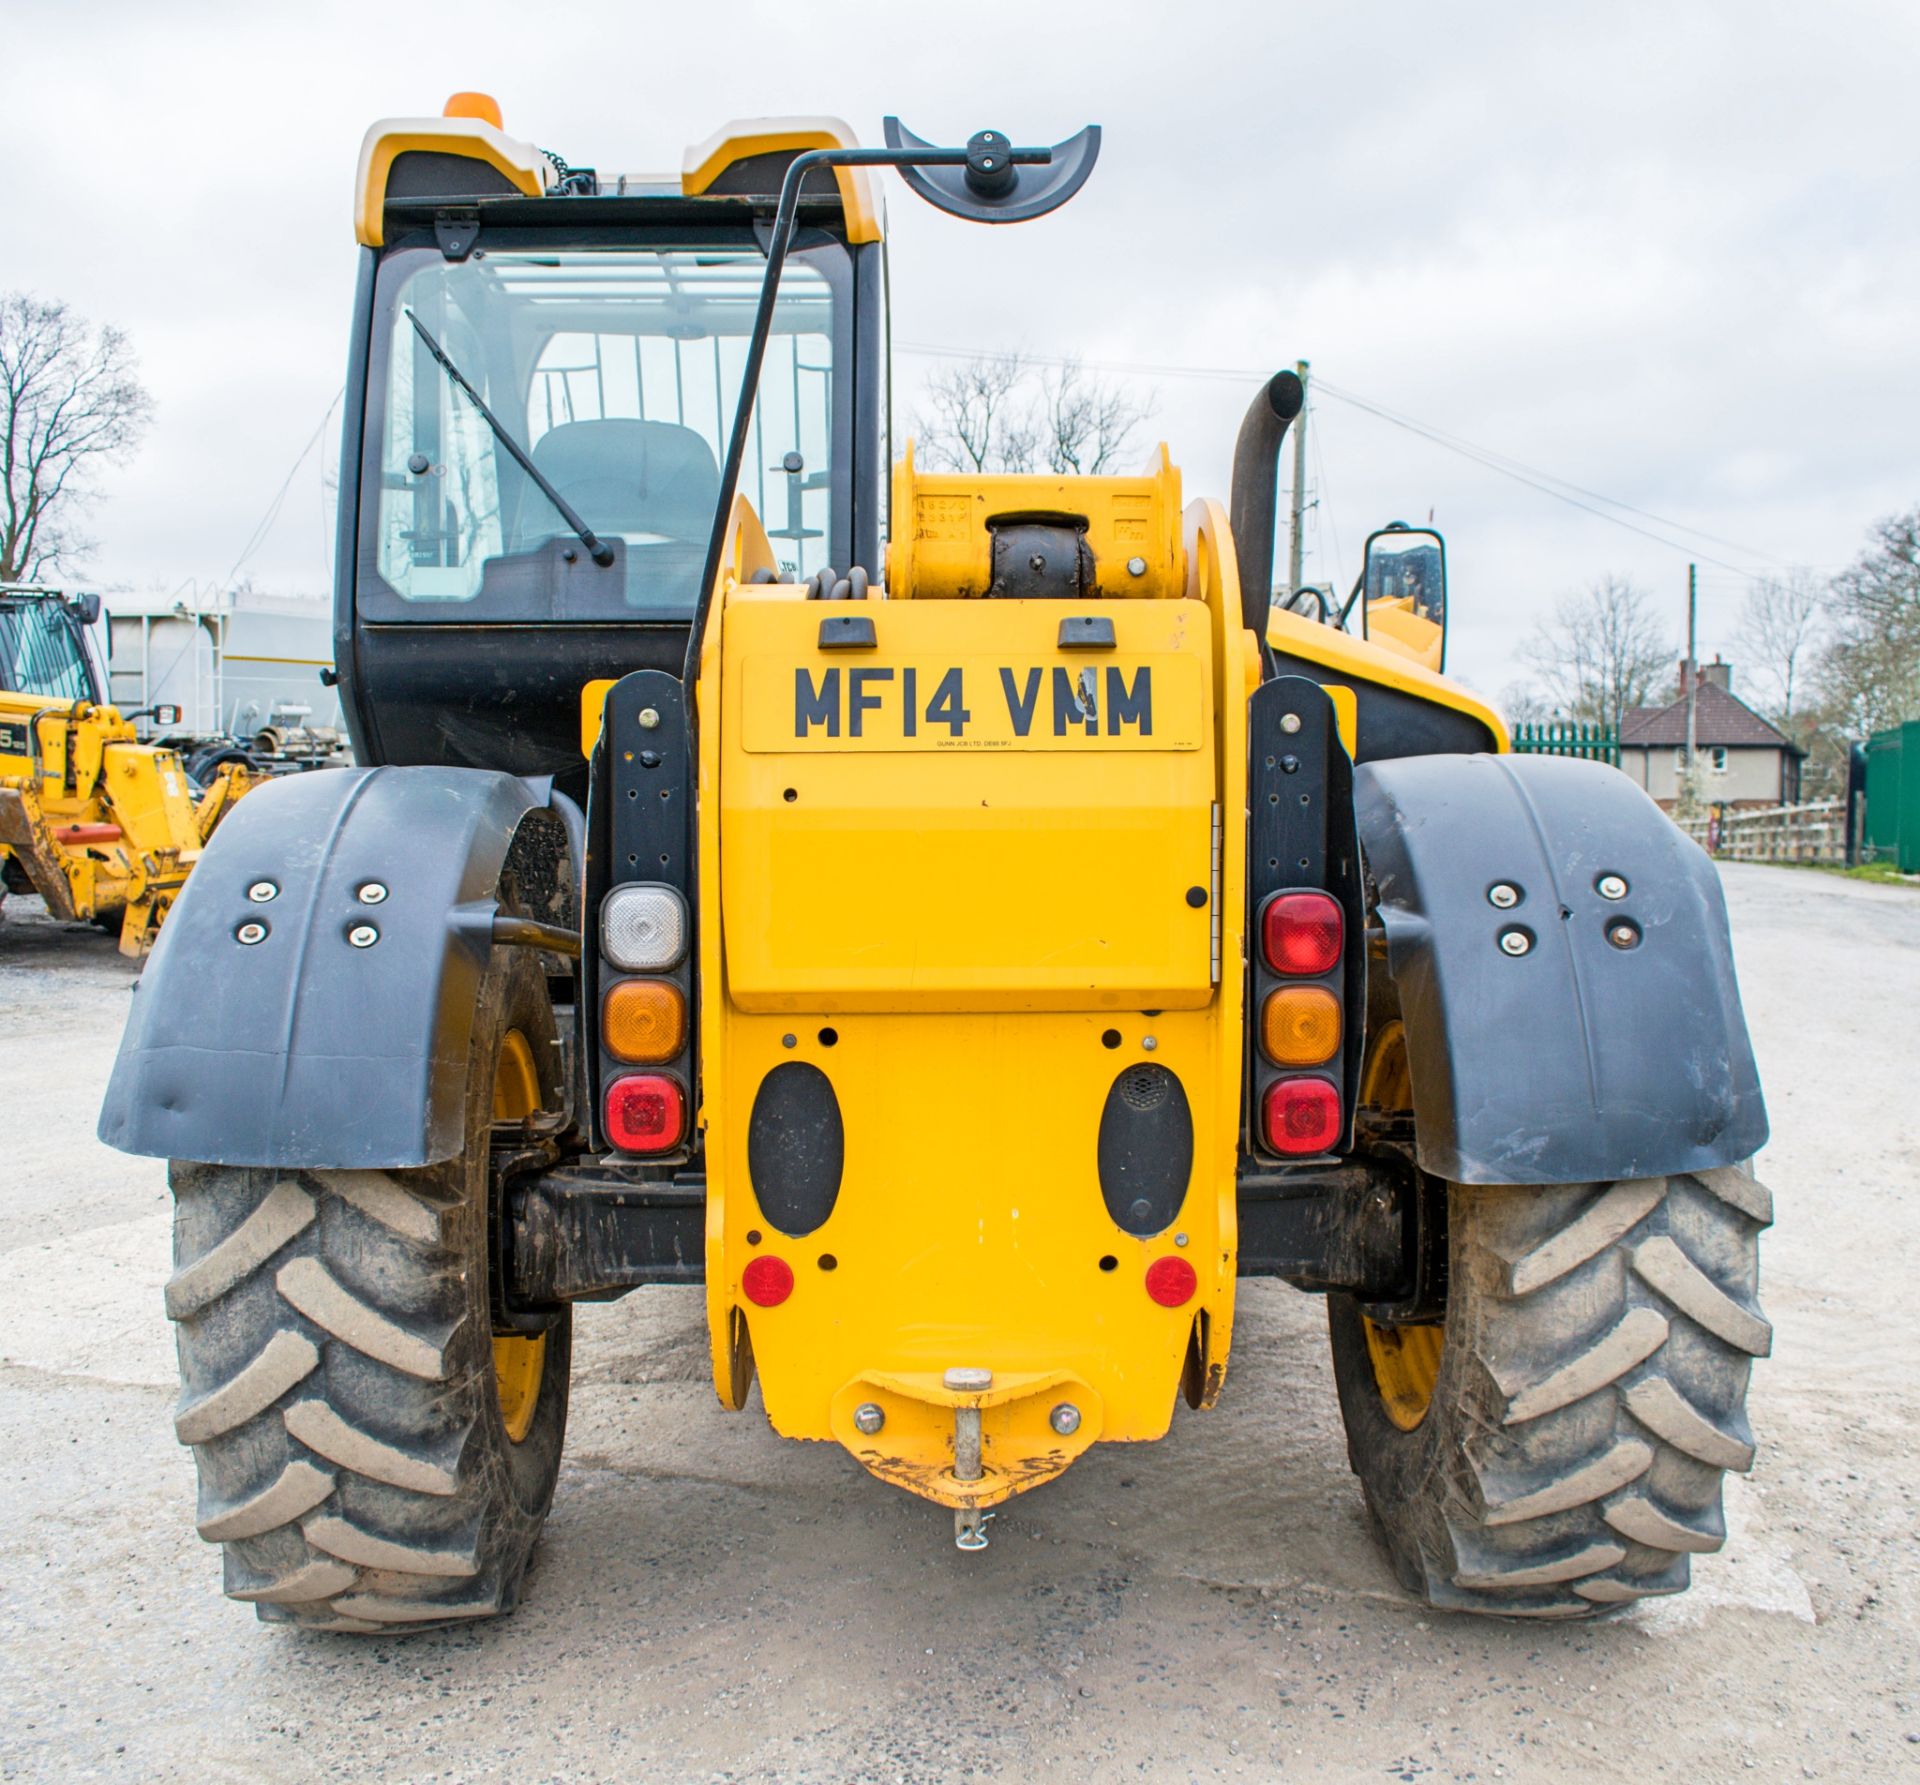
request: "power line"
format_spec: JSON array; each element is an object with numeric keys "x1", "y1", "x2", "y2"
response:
[
  {"x1": 896, "y1": 340, "x2": 1796, "y2": 581},
  {"x1": 1308, "y1": 381, "x2": 1773, "y2": 581},
  {"x1": 218, "y1": 389, "x2": 343, "y2": 593}
]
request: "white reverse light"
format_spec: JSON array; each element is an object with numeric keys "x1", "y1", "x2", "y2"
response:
[{"x1": 601, "y1": 884, "x2": 687, "y2": 972}]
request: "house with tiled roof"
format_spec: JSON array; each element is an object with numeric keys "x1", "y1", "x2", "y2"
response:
[{"x1": 1619, "y1": 659, "x2": 1805, "y2": 809}]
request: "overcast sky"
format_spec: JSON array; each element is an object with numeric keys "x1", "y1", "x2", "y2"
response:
[{"x1": 9, "y1": 0, "x2": 1917, "y2": 698}]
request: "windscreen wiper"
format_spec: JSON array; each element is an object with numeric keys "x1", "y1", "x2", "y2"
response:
[{"x1": 402, "y1": 309, "x2": 615, "y2": 568}]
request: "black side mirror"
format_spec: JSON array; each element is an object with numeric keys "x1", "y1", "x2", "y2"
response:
[
  {"x1": 70, "y1": 592, "x2": 102, "y2": 626},
  {"x1": 882, "y1": 119, "x2": 1100, "y2": 224},
  {"x1": 1359, "y1": 525, "x2": 1447, "y2": 668}
]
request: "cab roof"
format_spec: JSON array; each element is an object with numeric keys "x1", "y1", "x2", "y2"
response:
[{"x1": 354, "y1": 97, "x2": 885, "y2": 248}]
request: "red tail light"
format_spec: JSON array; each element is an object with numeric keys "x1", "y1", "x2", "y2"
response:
[
  {"x1": 1145, "y1": 1256, "x2": 1198, "y2": 1307},
  {"x1": 604, "y1": 1073, "x2": 685, "y2": 1153},
  {"x1": 742, "y1": 1255, "x2": 794, "y2": 1307},
  {"x1": 1263, "y1": 1077, "x2": 1341, "y2": 1155},
  {"x1": 1263, "y1": 891, "x2": 1343, "y2": 976}
]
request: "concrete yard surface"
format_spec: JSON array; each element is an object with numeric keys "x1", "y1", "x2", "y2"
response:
[{"x1": 0, "y1": 864, "x2": 1914, "y2": 1782}]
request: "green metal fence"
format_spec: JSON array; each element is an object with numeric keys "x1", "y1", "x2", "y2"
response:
[
  {"x1": 1864, "y1": 720, "x2": 1920, "y2": 873},
  {"x1": 1509, "y1": 721, "x2": 1620, "y2": 765}
]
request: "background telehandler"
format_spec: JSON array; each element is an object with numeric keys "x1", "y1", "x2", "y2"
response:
[
  {"x1": 2, "y1": 585, "x2": 257, "y2": 953},
  {"x1": 101, "y1": 97, "x2": 1770, "y2": 1631}
]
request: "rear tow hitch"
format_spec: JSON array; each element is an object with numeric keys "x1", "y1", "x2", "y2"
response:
[{"x1": 947, "y1": 1365, "x2": 993, "y2": 1551}]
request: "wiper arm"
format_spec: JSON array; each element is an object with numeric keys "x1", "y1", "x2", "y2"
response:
[{"x1": 402, "y1": 309, "x2": 615, "y2": 568}]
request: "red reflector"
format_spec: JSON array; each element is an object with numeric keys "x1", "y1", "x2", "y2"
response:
[
  {"x1": 1145, "y1": 1255, "x2": 1198, "y2": 1307},
  {"x1": 1263, "y1": 891, "x2": 1343, "y2": 976},
  {"x1": 604, "y1": 1073, "x2": 685, "y2": 1153},
  {"x1": 1263, "y1": 1077, "x2": 1342, "y2": 1155},
  {"x1": 742, "y1": 1255, "x2": 794, "y2": 1307}
]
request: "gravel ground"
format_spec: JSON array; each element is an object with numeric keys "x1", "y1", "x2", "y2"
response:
[{"x1": 0, "y1": 864, "x2": 1914, "y2": 1783}]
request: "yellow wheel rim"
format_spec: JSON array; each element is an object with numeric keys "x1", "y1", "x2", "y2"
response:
[
  {"x1": 1358, "y1": 1021, "x2": 1443, "y2": 1432},
  {"x1": 491, "y1": 1028, "x2": 546, "y2": 1445}
]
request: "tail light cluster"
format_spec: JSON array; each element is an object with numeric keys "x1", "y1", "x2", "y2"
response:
[
  {"x1": 590, "y1": 670, "x2": 696, "y2": 1158},
  {"x1": 600, "y1": 884, "x2": 693, "y2": 1153},
  {"x1": 1253, "y1": 890, "x2": 1346, "y2": 1156}
]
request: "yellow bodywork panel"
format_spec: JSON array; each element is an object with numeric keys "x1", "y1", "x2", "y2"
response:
[
  {"x1": 695, "y1": 494, "x2": 1251, "y2": 1511},
  {"x1": 0, "y1": 695, "x2": 256, "y2": 954},
  {"x1": 719, "y1": 598, "x2": 1215, "y2": 1013},
  {"x1": 1265, "y1": 607, "x2": 1509, "y2": 754},
  {"x1": 886, "y1": 442, "x2": 1187, "y2": 600},
  {"x1": 353, "y1": 114, "x2": 552, "y2": 248},
  {"x1": 681, "y1": 117, "x2": 885, "y2": 245}
]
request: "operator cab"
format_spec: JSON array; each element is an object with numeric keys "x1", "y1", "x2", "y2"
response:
[
  {"x1": 340, "y1": 104, "x2": 889, "y2": 778},
  {"x1": 0, "y1": 588, "x2": 103, "y2": 704}
]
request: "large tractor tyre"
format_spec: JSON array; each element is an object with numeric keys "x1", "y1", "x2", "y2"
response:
[
  {"x1": 164, "y1": 950, "x2": 570, "y2": 1633},
  {"x1": 1328, "y1": 1024, "x2": 1771, "y2": 1618}
]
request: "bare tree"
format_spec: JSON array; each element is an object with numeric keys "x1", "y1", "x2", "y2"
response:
[
  {"x1": 914, "y1": 354, "x2": 1033, "y2": 474},
  {"x1": 1, "y1": 293, "x2": 154, "y2": 582},
  {"x1": 913, "y1": 353, "x2": 1153, "y2": 478},
  {"x1": 1497, "y1": 680, "x2": 1554, "y2": 726},
  {"x1": 1517, "y1": 574, "x2": 1672, "y2": 736},
  {"x1": 1735, "y1": 570, "x2": 1824, "y2": 722},
  {"x1": 1811, "y1": 506, "x2": 1920, "y2": 738},
  {"x1": 1038, "y1": 358, "x2": 1156, "y2": 475}
]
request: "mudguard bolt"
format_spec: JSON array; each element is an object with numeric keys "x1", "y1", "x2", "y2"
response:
[
  {"x1": 357, "y1": 882, "x2": 388, "y2": 904},
  {"x1": 348, "y1": 924, "x2": 379, "y2": 948},
  {"x1": 1127, "y1": 556, "x2": 1148, "y2": 578},
  {"x1": 638, "y1": 707, "x2": 661, "y2": 730},
  {"x1": 1608, "y1": 921, "x2": 1641, "y2": 950},
  {"x1": 236, "y1": 921, "x2": 267, "y2": 945},
  {"x1": 852, "y1": 1403, "x2": 885, "y2": 1435},
  {"x1": 1141, "y1": 1035, "x2": 1158, "y2": 1051},
  {"x1": 1498, "y1": 928, "x2": 1532, "y2": 956},
  {"x1": 1279, "y1": 713, "x2": 1302, "y2": 735},
  {"x1": 1050, "y1": 1403, "x2": 1082, "y2": 1435},
  {"x1": 246, "y1": 881, "x2": 277, "y2": 903},
  {"x1": 1598, "y1": 874, "x2": 1629, "y2": 900},
  {"x1": 1488, "y1": 883, "x2": 1520, "y2": 908},
  {"x1": 944, "y1": 1366, "x2": 992, "y2": 1393}
]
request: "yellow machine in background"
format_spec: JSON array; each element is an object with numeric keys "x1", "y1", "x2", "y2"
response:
[{"x1": 0, "y1": 588, "x2": 258, "y2": 954}]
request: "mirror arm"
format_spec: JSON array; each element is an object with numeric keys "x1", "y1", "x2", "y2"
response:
[{"x1": 682, "y1": 139, "x2": 1054, "y2": 691}]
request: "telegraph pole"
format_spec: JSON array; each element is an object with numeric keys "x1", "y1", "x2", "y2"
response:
[
  {"x1": 1685, "y1": 562, "x2": 1698, "y2": 765},
  {"x1": 1681, "y1": 563, "x2": 1700, "y2": 817},
  {"x1": 1287, "y1": 359, "x2": 1310, "y2": 600}
]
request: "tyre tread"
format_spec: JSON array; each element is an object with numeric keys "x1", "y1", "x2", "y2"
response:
[{"x1": 1334, "y1": 1166, "x2": 1768, "y2": 1618}]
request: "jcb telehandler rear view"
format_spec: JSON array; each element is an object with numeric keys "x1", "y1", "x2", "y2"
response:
[{"x1": 101, "y1": 96, "x2": 1771, "y2": 1631}]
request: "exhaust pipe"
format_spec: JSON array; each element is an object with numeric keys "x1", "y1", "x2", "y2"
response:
[{"x1": 1228, "y1": 369, "x2": 1306, "y2": 635}]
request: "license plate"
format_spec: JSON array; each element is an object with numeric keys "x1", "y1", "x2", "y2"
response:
[{"x1": 741, "y1": 654, "x2": 1203, "y2": 753}]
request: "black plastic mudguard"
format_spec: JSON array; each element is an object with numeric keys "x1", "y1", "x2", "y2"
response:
[
  {"x1": 1355, "y1": 752, "x2": 1767, "y2": 1185},
  {"x1": 98, "y1": 765, "x2": 548, "y2": 1168}
]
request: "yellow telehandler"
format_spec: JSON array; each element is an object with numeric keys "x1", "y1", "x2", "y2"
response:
[
  {"x1": 2, "y1": 586, "x2": 257, "y2": 954},
  {"x1": 101, "y1": 99, "x2": 1770, "y2": 1630}
]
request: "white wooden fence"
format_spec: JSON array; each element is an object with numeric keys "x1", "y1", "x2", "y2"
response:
[{"x1": 1674, "y1": 800, "x2": 1848, "y2": 864}]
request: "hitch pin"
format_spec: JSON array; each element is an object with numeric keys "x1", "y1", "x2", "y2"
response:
[{"x1": 945, "y1": 1366, "x2": 993, "y2": 1551}]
